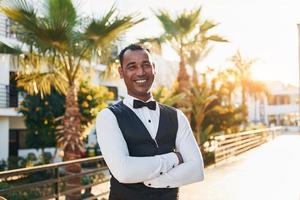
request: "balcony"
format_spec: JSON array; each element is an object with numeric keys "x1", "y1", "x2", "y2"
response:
[
  {"x1": 0, "y1": 15, "x2": 16, "y2": 39},
  {"x1": 0, "y1": 83, "x2": 18, "y2": 108}
]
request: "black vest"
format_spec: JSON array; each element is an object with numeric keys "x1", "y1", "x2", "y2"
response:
[{"x1": 108, "y1": 101, "x2": 179, "y2": 200}]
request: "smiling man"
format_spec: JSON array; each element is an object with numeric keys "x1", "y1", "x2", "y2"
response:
[{"x1": 96, "y1": 44, "x2": 204, "y2": 200}]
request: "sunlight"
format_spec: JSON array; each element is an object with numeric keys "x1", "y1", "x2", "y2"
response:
[{"x1": 82, "y1": 0, "x2": 300, "y2": 86}]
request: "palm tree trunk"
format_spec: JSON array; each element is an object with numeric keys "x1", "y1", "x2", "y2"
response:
[
  {"x1": 254, "y1": 95, "x2": 257, "y2": 123},
  {"x1": 242, "y1": 87, "x2": 246, "y2": 108},
  {"x1": 177, "y1": 58, "x2": 191, "y2": 93},
  {"x1": 194, "y1": 125, "x2": 201, "y2": 145},
  {"x1": 192, "y1": 67, "x2": 198, "y2": 86},
  {"x1": 175, "y1": 57, "x2": 192, "y2": 120},
  {"x1": 228, "y1": 90, "x2": 232, "y2": 106},
  {"x1": 63, "y1": 84, "x2": 84, "y2": 200},
  {"x1": 40, "y1": 148, "x2": 45, "y2": 163},
  {"x1": 241, "y1": 87, "x2": 248, "y2": 125}
]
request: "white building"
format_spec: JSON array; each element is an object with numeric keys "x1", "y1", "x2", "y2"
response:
[
  {"x1": 248, "y1": 81, "x2": 299, "y2": 127},
  {"x1": 0, "y1": 14, "x2": 28, "y2": 161}
]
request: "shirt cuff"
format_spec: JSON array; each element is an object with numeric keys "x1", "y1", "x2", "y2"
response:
[{"x1": 157, "y1": 152, "x2": 179, "y2": 173}]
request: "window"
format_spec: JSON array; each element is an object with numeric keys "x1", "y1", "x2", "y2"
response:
[{"x1": 268, "y1": 95, "x2": 290, "y2": 105}]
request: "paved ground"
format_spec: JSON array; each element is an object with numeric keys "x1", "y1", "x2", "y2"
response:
[
  {"x1": 92, "y1": 134, "x2": 300, "y2": 200},
  {"x1": 179, "y1": 134, "x2": 300, "y2": 200}
]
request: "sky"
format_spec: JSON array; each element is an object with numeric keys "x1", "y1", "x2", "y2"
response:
[{"x1": 79, "y1": 0, "x2": 300, "y2": 86}]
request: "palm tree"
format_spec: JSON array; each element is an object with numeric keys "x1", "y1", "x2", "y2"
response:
[
  {"x1": 185, "y1": 20, "x2": 228, "y2": 84},
  {"x1": 190, "y1": 81, "x2": 217, "y2": 145},
  {"x1": 217, "y1": 68, "x2": 238, "y2": 106},
  {"x1": 152, "y1": 86, "x2": 185, "y2": 107},
  {"x1": 154, "y1": 8, "x2": 201, "y2": 92},
  {"x1": 246, "y1": 80, "x2": 269, "y2": 123},
  {"x1": 154, "y1": 7, "x2": 227, "y2": 91},
  {"x1": 139, "y1": 8, "x2": 227, "y2": 120},
  {"x1": 0, "y1": 0, "x2": 143, "y2": 199},
  {"x1": 229, "y1": 50, "x2": 255, "y2": 124}
]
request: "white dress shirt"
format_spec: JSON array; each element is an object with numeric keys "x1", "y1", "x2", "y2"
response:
[{"x1": 96, "y1": 95, "x2": 204, "y2": 188}]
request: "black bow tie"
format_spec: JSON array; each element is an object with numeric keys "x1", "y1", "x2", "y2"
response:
[{"x1": 133, "y1": 99, "x2": 156, "y2": 110}]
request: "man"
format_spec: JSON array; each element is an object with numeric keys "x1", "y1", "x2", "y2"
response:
[{"x1": 96, "y1": 44, "x2": 204, "y2": 200}]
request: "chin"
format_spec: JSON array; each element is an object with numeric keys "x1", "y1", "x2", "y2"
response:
[{"x1": 132, "y1": 91, "x2": 151, "y2": 98}]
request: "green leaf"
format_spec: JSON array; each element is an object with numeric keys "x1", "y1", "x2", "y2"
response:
[
  {"x1": 200, "y1": 20, "x2": 217, "y2": 32},
  {"x1": 206, "y1": 35, "x2": 228, "y2": 42}
]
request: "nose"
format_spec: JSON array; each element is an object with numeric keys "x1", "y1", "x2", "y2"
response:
[{"x1": 136, "y1": 65, "x2": 146, "y2": 76}]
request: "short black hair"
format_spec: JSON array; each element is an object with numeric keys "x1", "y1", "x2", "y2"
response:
[{"x1": 118, "y1": 44, "x2": 150, "y2": 66}]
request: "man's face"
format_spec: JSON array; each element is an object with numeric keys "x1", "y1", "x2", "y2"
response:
[{"x1": 118, "y1": 49, "x2": 155, "y2": 101}]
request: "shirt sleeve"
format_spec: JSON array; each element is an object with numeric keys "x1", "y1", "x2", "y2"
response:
[
  {"x1": 96, "y1": 108, "x2": 179, "y2": 184},
  {"x1": 143, "y1": 109, "x2": 204, "y2": 188}
]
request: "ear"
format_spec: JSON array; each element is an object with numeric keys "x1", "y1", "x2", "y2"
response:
[{"x1": 118, "y1": 66, "x2": 124, "y2": 79}]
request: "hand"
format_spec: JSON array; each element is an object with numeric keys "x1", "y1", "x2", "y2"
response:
[{"x1": 174, "y1": 152, "x2": 183, "y2": 165}]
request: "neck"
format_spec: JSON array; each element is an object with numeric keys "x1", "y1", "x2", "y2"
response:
[{"x1": 129, "y1": 93, "x2": 151, "y2": 102}]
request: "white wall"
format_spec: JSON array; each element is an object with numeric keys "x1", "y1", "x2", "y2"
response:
[
  {"x1": 19, "y1": 147, "x2": 62, "y2": 163},
  {"x1": 247, "y1": 97, "x2": 267, "y2": 123},
  {"x1": 0, "y1": 54, "x2": 10, "y2": 85},
  {"x1": 266, "y1": 104, "x2": 298, "y2": 115},
  {"x1": 0, "y1": 117, "x2": 9, "y2": 160},
  {"x1": 9, "y1": 116, "x2": 26, "y2": 129},
  {"x1": 0, "y1": 108, "x2": 22, "y2": 117}
]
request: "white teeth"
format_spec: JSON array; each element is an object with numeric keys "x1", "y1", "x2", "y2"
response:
[{"x1": 136, "y1": 80, "x2": 146, "y2": 83}]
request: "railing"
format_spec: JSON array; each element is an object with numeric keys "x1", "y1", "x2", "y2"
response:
[
  {"x1": 212, "y1": 126, "x2": 283, "y2": 163},
  {"x1": 0, "y1": 15, "x2": 16, "y2": 39},
  {"x1": 0, "y1": 84, "x2": 9, "y2": 108},
  {"x1": 0, "y1": 83, "x2": 18, "y2": 108},
  {"x1": 0, "y1": 156, "x2": 109, "y2": 200}
]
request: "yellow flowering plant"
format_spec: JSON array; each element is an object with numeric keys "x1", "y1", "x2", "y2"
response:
[{"x1": 78, "y1": 80, "x2": 114, "y2": 136}]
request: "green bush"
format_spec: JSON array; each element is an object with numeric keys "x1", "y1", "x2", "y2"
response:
[
  {"x1": 7, "y1": 156, "x2": 25, "y2": 170},
  {"x1": 0, "y1": 159, "x2": 7, "y2": 171},
  {"x1": 5, "y1": 190, "x2": 40, "y2": 200},
  {"x1": 0, "y1": 182, "x2": 40, "y2": 200},
  {"x1": 42, "y1": 152, "x2": 52, "y2": 164}
]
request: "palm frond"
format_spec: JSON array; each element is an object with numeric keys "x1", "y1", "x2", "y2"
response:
[
  {"x1": 175, "y1": 7, "x2": 201, "y2": 37},
  {"x1": 0, "y1": 0, "x2": 38, "y2": 33},
  {"x1": 1, "y1": 0, "x2": 78, "y2": 51},
  {"x1": 163, "y1": 93, "x2": 185, "y2": 107},
  {"x1": 0, "y1": 41, "x2": 22, "y2": 54},
  {"x1": 17, "y1": 71, "x2": 68, "y2": 97},
  {"x1": 152, "y1": 86, "x2": 186, "y2": 107},
  {"x1": 40, "y1": 0, "x2": 77, "y2": 49},
  {"x1": 46, "y1": 0, "x2": 76, "y2": 27},
  {"x1": 206, "y1": 35, "x2": 228, "y2": 42},
  {"x1": 200, "y1": 20, "x2": 218, "y2": 32},
  {"x1": 84, "y1": 5, "x2": 144, "y2": 47},
  {"x1": 154, "y1": 10, "x2": 178, "y2": 38},
  {"x1": 138, "y1": 37, "x2": 165, "y2": 54}
]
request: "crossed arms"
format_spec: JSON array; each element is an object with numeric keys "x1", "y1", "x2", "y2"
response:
[{"x1": 96, "y1": 108, "x2": 204, "y2": 188}]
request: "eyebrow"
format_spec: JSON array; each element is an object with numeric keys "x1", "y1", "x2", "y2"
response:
[
  {"x1": 125, "y1": 62, "x2": 136, "y2": 68},
  {"x1": 125, "y1": 61, "x2": 151, "y2": 68}
]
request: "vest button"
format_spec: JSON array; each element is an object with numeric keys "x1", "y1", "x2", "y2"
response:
[
  {"x1": 148, "y1": 183, "x2": 151, "y2": 186},
  {"x1": 148, "y1": 119, "x2": 151, "y2": 123},
  {"x1": 166, "y1": 186, "x2": 170, "y2": 188},
  {"x1": 160, "y1": 172, "x2": 163, "y2": 175}
]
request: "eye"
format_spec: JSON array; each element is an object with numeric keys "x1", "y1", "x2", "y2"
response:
[
  {"x1": 143, "y1": 63, "x2": 151, "y2": 68},
  {"x1": 127, "y1": 65, "x2": 136, "y2": 70}
]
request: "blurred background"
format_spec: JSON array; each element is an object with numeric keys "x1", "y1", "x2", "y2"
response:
[{"x1": 0, "y1": 0, "x2": 299, "y2": 199}]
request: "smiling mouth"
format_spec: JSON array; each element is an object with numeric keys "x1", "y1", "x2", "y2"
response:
[{"x1": 135, "y1": 79, "x2": 147, "y2": 84}]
